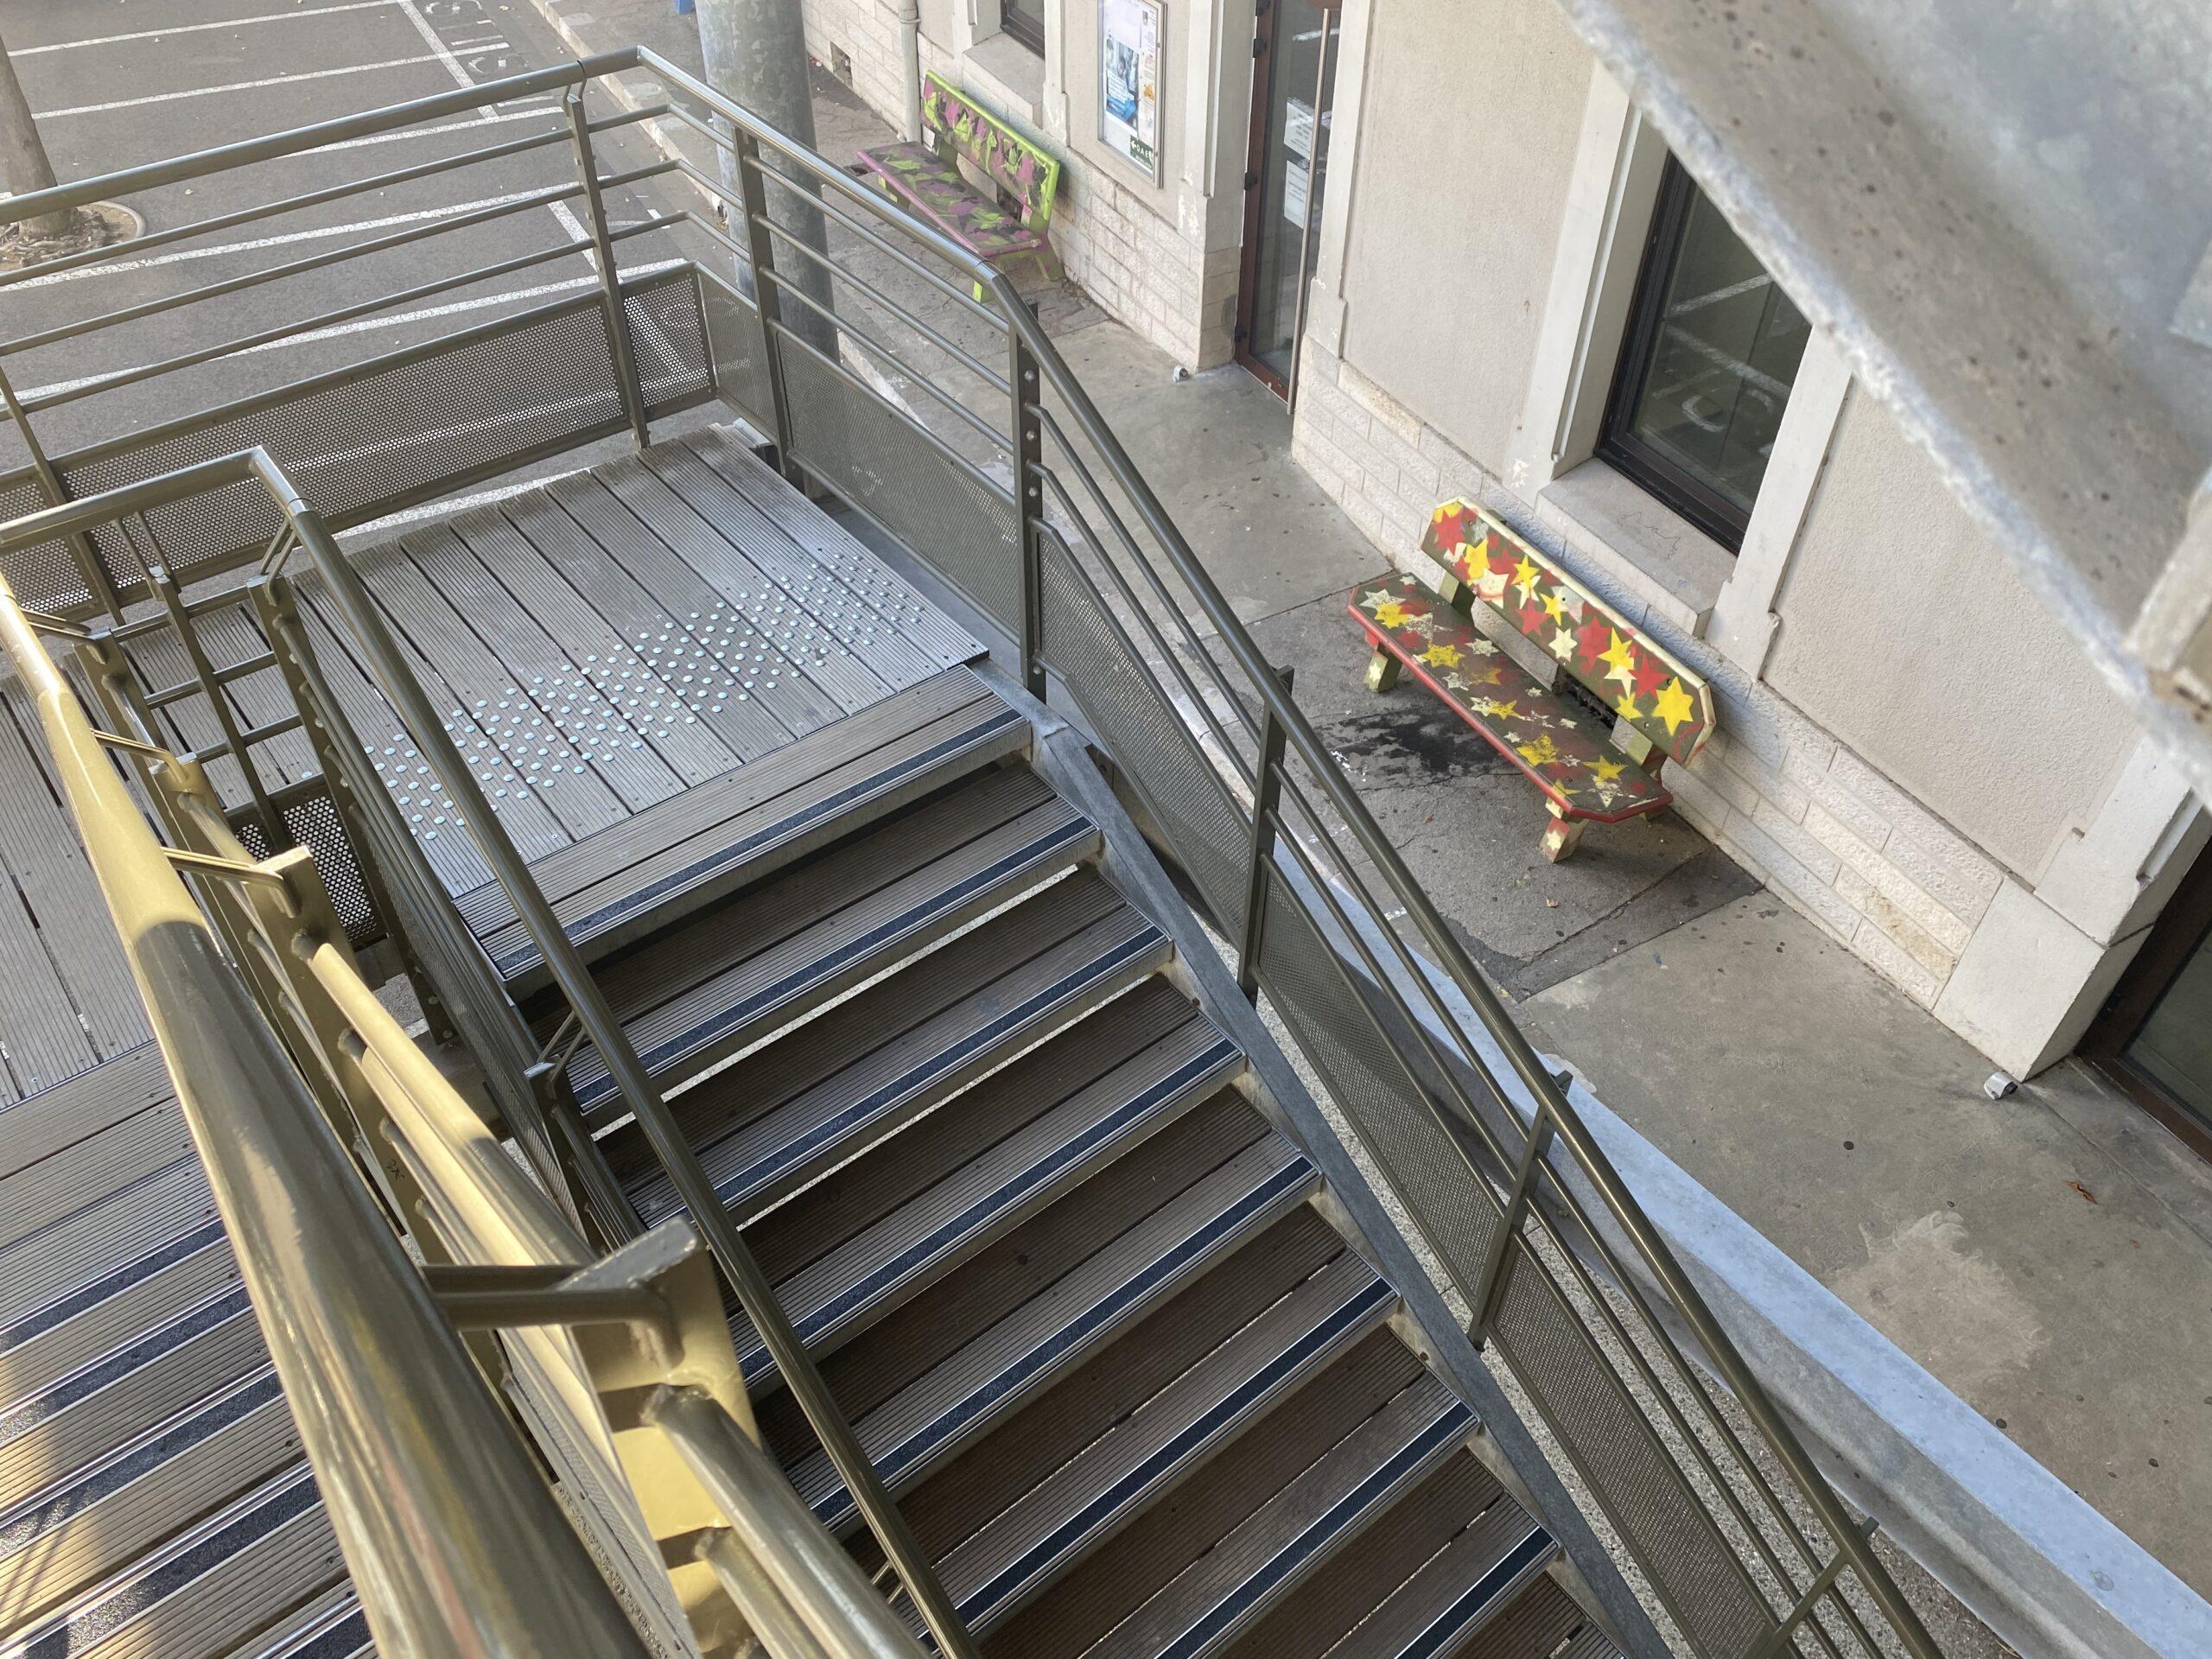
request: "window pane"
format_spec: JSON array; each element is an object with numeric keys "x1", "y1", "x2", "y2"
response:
[
  {"x1": 1619, "y1": 176, "x2": 1810, "y2": 524},
  {"x1": 2125, "y1": 922, "x2": 2212, "y2": 1135}
]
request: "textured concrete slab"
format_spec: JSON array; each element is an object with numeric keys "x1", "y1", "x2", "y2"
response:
[{"x1": 1519, "y1": 893, "x2": 2212, "y2": 1597}]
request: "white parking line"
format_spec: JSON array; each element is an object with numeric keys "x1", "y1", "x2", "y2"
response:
[
  {"x1": 7, "y1": 193, "x2": 567, "y2": 290},
  {"x1": 395, "y1": 0, "x2": 501, "y2": 114},
  {"x1": 15, "y1": 2, "x2": 404, "y2": 54},
  {"x1": 36, "y1": 54, "x2": 441, "y2": 119},
  {"x1": 305, "y1": 106, "x2": 562, "y2": 156},
  {"x1": 17, "y1": 260, "x2": 685, "y2": 402}
]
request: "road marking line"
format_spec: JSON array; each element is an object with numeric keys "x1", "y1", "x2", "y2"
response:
[
  {"x1": 346, "y1": 470, "x2": 586, "y2": 537},
  {"x1": 17, "y1": 260, "x2": 684, "y2": 401},
  {"x1": 302, "y1": 106, "x2": 562, "y2": 156},
  {"x1": 35, "y1": 55, "x2": 442, "y2": 119},
  {"x1": 4, "y1": 193, "x2": 563, "y2": 290},
  {"x1": 15, "y1": 2, "x2": 403, "y2": 54},
  {"x1": 393, "y1": 0, "x2": 501, "y2": 119}
]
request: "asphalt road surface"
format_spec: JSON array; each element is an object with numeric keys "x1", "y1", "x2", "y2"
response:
[{"x1": 0, "y1": 0, "x2": 718, "y2": 508}]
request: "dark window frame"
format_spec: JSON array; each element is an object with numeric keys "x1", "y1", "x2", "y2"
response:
[
  {"x1": 1597, "y1": 156, "x2": 1764, "y2": 553},
  {"x1": 1001, "y1": 0, "x2": 1046, "y2": 55},
  {"x1": 2080, "y1": 844, "x2": 2212, "y2": 1165}
]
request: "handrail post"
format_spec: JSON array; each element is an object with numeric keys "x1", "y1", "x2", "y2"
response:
[
  {"x1": 733, "y1": 129, "x2": 804, "y2": 484},
  {"x1": 565, "y1": 88, "x2": 652, "y2": 449},
  {"x1": 1235, "y1": 664, "x2": 1293, "y2": 999},
  {"x1": 0, "y1": 362, "x2": 124, "y2": 620},
  {"x1": 1466, "y1": 1100, "x2": 1554, "y2": 1348},
  {"x1": 1011, "y1": 330, "x2": 1046, "y2": 698}
]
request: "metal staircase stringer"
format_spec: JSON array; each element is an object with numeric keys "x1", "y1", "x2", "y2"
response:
[{"x1": 1008, "y1": 670, "x2": 1672, "y2": 1659}]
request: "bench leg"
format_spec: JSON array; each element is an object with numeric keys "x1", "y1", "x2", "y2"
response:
[
  {"x1": 1436, "y1": 571, "x2": 1477, "y2": 616},
  {"x1": 1365, "y1": 646, "x2": 1402, "y2": 693},
  {"x1": 1541, "y1": 804, "x2": 1586, "y2": 862}
]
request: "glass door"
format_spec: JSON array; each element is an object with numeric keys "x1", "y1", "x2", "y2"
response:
[
  {"x1": 2082, "y1": 842, "x2": 2212, "y2": 1163},
  {"x1": 1235, "y1": 0, "x2": 1339, "y2": 396}
]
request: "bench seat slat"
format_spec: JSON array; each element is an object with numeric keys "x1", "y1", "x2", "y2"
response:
[
  {"x1": 1347, "y1": 576, "x2": 1669, "y2": 824},
  {"x1": 854, "y1": 144, "x2": 1050, "y2": 258}
]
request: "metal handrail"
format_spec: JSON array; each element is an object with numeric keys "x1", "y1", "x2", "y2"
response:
[
  {"x1": 622, "y1": 49, "x2": 1941, "y2": 1657},
  {"x1": 0, "y1": 462, "x2": 658, "y2": 1659},
  {"x1": 0, "y1": 451, "x2": 932, "y2": 1659}
]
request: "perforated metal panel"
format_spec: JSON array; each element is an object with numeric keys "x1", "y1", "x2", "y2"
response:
[
  {"x1": 1254, "y1": 867, "x2": 1507, "y2": 1288},
  {"x1": 1037, "y1": 532, "x2": 1249, "y2": 927},
  {"x1": 232, "y1": 785, "x2": 384, "y2": 951},
  {"x1": 0, "y1": 470, "x2": 99, "y2": 614},
  {"x1": 779, "y1": 343, "x2": 1023, "y2": 632},
  {"x1": 1488, "y1": 1243, "x2": 1777, "y2": 1658},
  {"x1": 626, "y1": 267, "x2": 715, "y2": 416},
  {"x1": 0, "y1": 272, "x2": 715, "y2": 619}
]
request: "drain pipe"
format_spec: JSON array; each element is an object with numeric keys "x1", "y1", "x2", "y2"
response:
[{"x1": 898, "y1": 0, "x2": 925, "y2": 141}]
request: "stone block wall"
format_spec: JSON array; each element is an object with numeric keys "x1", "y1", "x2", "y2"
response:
[
  {"x1": 1294, "y1": 335, "x2": 2008, "y2": 1016},
  {"x1": 798, "y1": 3, "x2": 1235, "y2": 368}
]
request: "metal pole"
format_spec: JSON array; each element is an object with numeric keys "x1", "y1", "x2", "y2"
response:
[
  {"x1": 1466, "y1": 1103, "x2": 1554, "y2": 1347},
  {"x1": 565, "y1": 89, "x2": 652, "y2": 448},
  {"x1": 1235, "y1": 666, "x2": 1294, "y2": 999},
  {"x1": 0, "y1": 33, "x2": 71, "y2": 238},
  {"x1": 734, "y1": 130, "x2": 804, "y2": 481},
  {"x1": 697, "y1": 0, "x2": 838, "y2": 363},
  {"x1": 1011, "y1": 334, "x2": 1046, "y2": 698}
]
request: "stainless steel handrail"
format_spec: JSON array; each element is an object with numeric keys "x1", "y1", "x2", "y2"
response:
[{"x1": 0, "y1": 459, "x2": 659, "y2": 1659}]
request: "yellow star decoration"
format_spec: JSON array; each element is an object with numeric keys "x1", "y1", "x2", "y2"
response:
[
  {"x1": 1512, "y1": 557, "x2": 1541, "y2": 606},
  {"x1": 1372, "y1": 601, "x2": 1414, "y2": 630},
  {"x1": 1549, "y1": 628, "x2": 1576, "y2": 663},
  {"x1": 1421, "y1": 643, "x2": 1463, "y2": 668},
  {"x1": 1516, "y1": 733, "x2": 1562, "y2": 768},
  {"x1": 1540, "y1": 590, "x2": 1567, "y2": 624},
  {"x1": 1615, "y1": 691, "x2": 1643, "y2": 721},
  {"x1": 1599, "y1": 632, "x2": 1639, "y2": 690},
  {"x1": 1651, "y1": 677, "x2": 1697, "y2": 737},
  {"x1": 1592, "y1": 756, "x2": 1625, "y2": 785}
]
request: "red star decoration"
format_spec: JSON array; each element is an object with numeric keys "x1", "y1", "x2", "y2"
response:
[
  {"x1": 1573, "y1": 619, "x2": 1612, "y2": 675},
  {"x1": 1630, "y1": 651, "x2": 1671, "y2": 700}
]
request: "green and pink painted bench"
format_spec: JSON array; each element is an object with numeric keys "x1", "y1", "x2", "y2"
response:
[
  {"x1": 1349, "y1": 500, "x2": 1715, "y2": 861},
  {"x1": 855, "y1": 73, "x2": 1060, "y2": 288}
]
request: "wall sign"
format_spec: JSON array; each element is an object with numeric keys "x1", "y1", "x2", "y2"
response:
[{"x1": 1100, "y1": 0, "x2": 1164, "y2": 182}]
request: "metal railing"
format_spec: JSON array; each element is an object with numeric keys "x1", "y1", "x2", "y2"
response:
[
  {"x1": 0, "y1": 455, "x2": 928, "y2": 1659},
  {"x1": 0, "y1": 51, "x2": 1945, "y2": 1659},
  {"x1": 613, "y1": 54, "x2": 1945, "y2": 1659}
]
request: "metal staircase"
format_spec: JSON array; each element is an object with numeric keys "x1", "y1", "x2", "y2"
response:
[{"x1": 0, "y1": 47, "x2": 1949, "y2": 1659}]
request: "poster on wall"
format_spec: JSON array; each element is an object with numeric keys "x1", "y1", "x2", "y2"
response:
[{"x1": 1100, "y1": 0, "x2": 1164, "y2": 182}]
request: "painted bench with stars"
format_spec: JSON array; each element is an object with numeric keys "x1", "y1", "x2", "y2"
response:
[{"x1": 1347, "y1": 499, "x2": 1715, "y2": 861}]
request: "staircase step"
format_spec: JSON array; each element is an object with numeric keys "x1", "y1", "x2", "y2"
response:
[
  {"x1": 565, "y1": 762, "x2": 1096, "y2": 1112},
  {"x1": 1081, "y1": 1370, "x2": 1476, "y2": 1659},
  {"x1": 1402, "y1": 1574, "x2": 1613, "y2": 1659},
  {"x1": 1327, "y1": 1501, "x2": 1553, "y2": 1659},
  {"x1": 617, "y1": 871, "x2": 1169, "y2": 1215},
  {"x1": 941, "y1": 1248, "x2": 1396, "y2": 1634},
  {"x1": 3, "y1": 1463, "x2": 344, "y2": 1659},
  {"x1": 782, "y1": 1104, "x2": 1319, "y2": 1531},
  {"x1": 2, "y1": 1223, "x2": 233, "y2": 1408},
  {"x1": 0, "y1": 1369, "x2": 299, "y2": 1633},
  {"x1": 982, "y1": 1328, "x2": 1433, "y2": 1658},
  {"x1": 734, "y1": 995, "x2": 1244, "y2": 1389},
  {"x1": 461, "y1": 667, "x2": 1025, "y2": 990},
  {"x1": 233, "y1": 1586, "x2": 373, "y2": 1659},
  {"x1": 1220, "y1": 1454, "x2": 1546, "y2": 1659},
  {"x1": 0, "y1": 1158, "x2": 219, "y2": 1334},
  {"x1": 0, "y1": 1284, "x2": 265, "y2": 1513}
]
